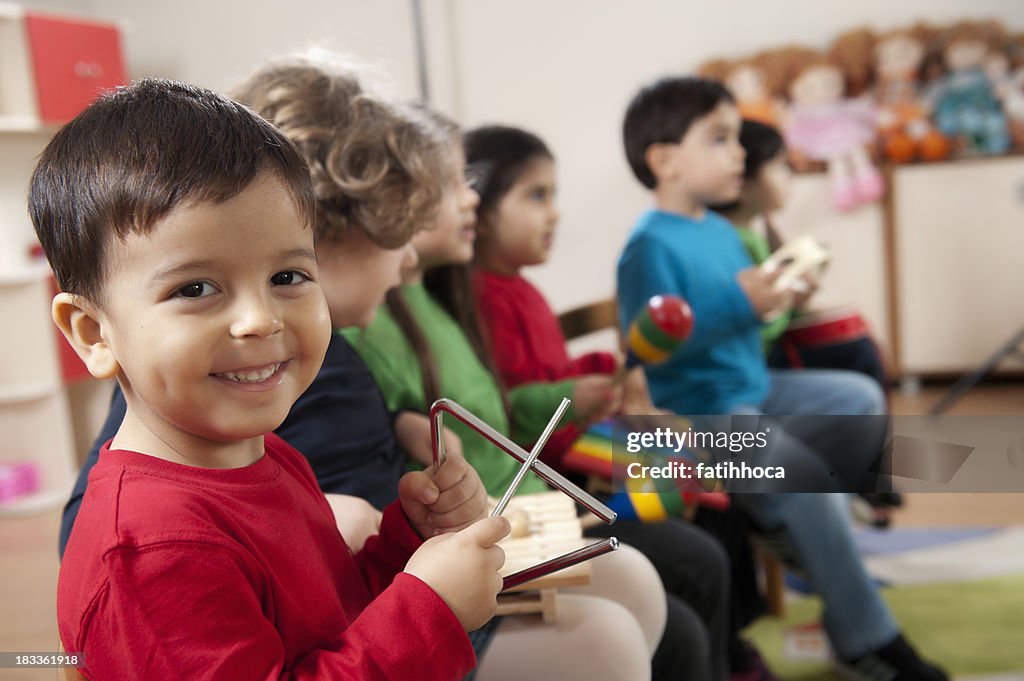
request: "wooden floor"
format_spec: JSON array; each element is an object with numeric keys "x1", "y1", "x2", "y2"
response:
[
  {"x1": 1, "y1": 383, "x2": 1022, "y2": 679},
  {"x1": 889, "y1": 382, "x2": 1024, "y2": 526}
]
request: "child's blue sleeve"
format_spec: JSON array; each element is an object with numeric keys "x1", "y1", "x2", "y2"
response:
[
  {"x1": 617, "y1": 231, "x2": 682, "y2": 333},
  {"x1": 617, "y1": 231, "x2": 760, "y2": 355}
]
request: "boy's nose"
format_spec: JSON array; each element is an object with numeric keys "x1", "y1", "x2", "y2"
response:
[{"x1": 230, "y1": 295, "x2": 284, "y2": 338}]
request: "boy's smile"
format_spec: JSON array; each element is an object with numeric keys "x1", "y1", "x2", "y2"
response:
[{"x1": 96, "y1": 171, "x2": 331, "y2": 465}]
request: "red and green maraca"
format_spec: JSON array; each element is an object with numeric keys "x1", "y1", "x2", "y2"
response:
[{"x1": 620, "y1": 294, "x2": 694, "y2": 377}]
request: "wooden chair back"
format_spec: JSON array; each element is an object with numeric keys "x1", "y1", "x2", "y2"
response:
[{"x1": 558, "y1": 298, "x2": 619, "y2": 340}]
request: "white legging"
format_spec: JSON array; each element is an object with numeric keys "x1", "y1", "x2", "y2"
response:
[{"x1": 475, "y1": 544, "x2": 664, "y2": 681}]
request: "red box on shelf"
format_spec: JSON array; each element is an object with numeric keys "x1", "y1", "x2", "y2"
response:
[{"x1": 24, "y1": 12, "x2": 126, "y2": 124}]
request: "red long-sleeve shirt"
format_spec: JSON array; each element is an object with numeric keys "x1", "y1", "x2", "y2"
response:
[
  {"x1": 474, "y1": 269, "x2": 617, "y2": 462},
  {"x1": 58, "y1": 433, "x2": 474, "y2": 680}
]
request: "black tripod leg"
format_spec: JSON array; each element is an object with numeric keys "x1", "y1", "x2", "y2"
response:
[{"x1": 929, "y1": 324, "x2": 1024, "y2": 415}]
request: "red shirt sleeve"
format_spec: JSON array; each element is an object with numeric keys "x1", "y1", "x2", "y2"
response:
[
  {"x1": 565, "y1": 351, "x2": 619, "y2": 377},
  {"x1": 353, "y1": 501, "x2": 425, "y2": 595}
]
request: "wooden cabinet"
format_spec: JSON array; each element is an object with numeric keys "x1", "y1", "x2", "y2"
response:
[
  {"x1": 773, "y1": 157, "x2": 1024, "y2": 380},
  {"x1": 0, "y1": 267, "x2": 76, "y2": 515},
  {"x1": 889, "y1": 156, "x2": 1024, "y2": 376}
]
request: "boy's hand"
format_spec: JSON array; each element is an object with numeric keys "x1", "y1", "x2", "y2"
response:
[
  {"x1": 399, "y1": 453, "x2": 488, "y2": 538},
  {"x1": 791, "y1": 272, "x2": 820, "y2": 310},
  {"x1": 404, "y1": 516, "x2": 509, "y2": 631},
  {"x1": 394, "y1": 411, "x2": 464, "y2": 467},
  {"x1": 620, "y1": 367, "x2": 672, "y2": 416},
  {"x1": 573, "y1": 375, "x2": 622, "y2": 424},
  {"x1": 737, "y1": 266, "x2": 793, "y2": 319}
]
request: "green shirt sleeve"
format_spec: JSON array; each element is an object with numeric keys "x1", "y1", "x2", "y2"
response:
[
  {"x1": 507, "y1": 379, "x2": 576, "y2": 445},
  {"x1": 735, "y1": 225, "x2": 792, "y2": 350}
]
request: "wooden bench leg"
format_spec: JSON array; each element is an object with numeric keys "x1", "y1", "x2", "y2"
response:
[{"x1": 760, "y1": 553, "x2": 786, "y2": 617}]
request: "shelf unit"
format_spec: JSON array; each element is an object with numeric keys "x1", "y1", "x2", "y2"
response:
[
  {"x1": 1, "y1": 3, "x2": 126, "y2": 515},
  {"x1": 0, "y1": 266, "x2": 76, "y2": 517}
]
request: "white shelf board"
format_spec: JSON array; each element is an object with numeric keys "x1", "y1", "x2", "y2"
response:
[
  {"x1": 0, "y1": 380, "x2": 59, "y2": 404},
  {"x1": 0, "y1": 486, "x2": 68, "y2": 518},
  {"x1": 0, "y1": 262, "x2": 49, "y2": 287}
]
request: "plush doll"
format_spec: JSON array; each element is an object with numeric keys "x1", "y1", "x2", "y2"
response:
[
  {"x1": 988, "y1": 31, "x2": 1024, "y2": 149},
  {"x1": 872, "y1": 24, "x2": 950, "y2": 163},
  {"x1": 698, "y1": 57, "x2": 784, "y2": 126},
  {"x1": 928, "y1": 20, "x2": 1010, "y2": 155},
  {"x1": 832, "y1": 27, "x2": 876, "y2": 97},
  {"x1": 780, "y1": 48, "x2": 883, "y2": 211}
]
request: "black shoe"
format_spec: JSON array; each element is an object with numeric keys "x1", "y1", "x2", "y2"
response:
[
  {"x1": 860, "y1": 492, "x2": 904, "y2": 509},
  {"x1": 837, "y1": 635, "x2": 948, "y2": 681}
]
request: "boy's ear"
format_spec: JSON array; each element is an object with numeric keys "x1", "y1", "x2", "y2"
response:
[
  {"x1": 645, "y1": 143, "x2": 676, "y2": 182},
  {"x1": 51, "y1": 292, "x2": 120, "y2": 380}
]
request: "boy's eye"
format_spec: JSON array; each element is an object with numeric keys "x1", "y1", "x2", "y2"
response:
[
  {"x1": 270, "y1": 270, "x2": 309, "y2": 286},
  {"x1": 176, "y1": 281, "x2": 216, "y2": 299}
]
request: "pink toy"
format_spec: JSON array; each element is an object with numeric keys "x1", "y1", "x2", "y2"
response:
[
  {"x1": 781, "y1": 51, "x2": 884, "y2": 211},
  {"x1": 0, "y1": 462, "x2": 41, "y2": 504}
]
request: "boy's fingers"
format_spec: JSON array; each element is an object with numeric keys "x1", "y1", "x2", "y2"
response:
[
  {"x1": 433, "y1": 454, "x2": 470, "y2": 491},
  {"x1": 484, "y1": 544, "x2": 506, "y2": 571},
  {"x1": 399, "y1": 470, "x2": 439, "y2": 506},
  {"x1": 461, "y1": 516, "x2": 511, "y2": 547},
  {"x1": 430, "y1": 478, "x2": 483, "y2": 515}
]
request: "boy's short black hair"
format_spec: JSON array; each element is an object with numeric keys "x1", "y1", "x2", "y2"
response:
[
  {"x1": 30, "y1": 78, "x2": 316, "y2": 303},
  {"x1": 622, "y1": 76, "x2": 735, "y2": 189}
]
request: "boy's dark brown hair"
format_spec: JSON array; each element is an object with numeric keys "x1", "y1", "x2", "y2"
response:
[
  {"x1": 29, "y1": 78, "x2": 316, "y2": 303},
  {"x1": 622, "y1": 76, "x2": 735, "y2": 189}
]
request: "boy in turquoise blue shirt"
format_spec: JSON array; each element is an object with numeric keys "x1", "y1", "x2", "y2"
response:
[{"x1": 616, "y1": 76, "x2": 948, "y2": 681}]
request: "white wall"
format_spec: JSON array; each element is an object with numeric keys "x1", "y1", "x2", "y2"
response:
[
  {"x1": 447, "y1": 0, "x2": 1024, "y2": 311},
  {"x1": 41, "y1": 0, "x2": 424, "y2": 97},
  {"x1": 16, "y1": 0, "x2": 1024, "y2": 314}
]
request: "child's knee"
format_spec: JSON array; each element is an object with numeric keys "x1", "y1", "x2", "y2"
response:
[
  {"x1": 559, "y1": 595, "x2": 651, "y2": 678},
  {"x1": 582, "y1": 544, "x2": 667, "y2": 653},
  {"x1": 832, "y1": 371, "x2": 886, "y2": 416}
]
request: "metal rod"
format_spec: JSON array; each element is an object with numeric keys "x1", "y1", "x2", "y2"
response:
[
  {"x1": 502, "y1": 537, "x2": 619, "y2": 591},
  {"x1": 492, "y1": 398, "x2": 570, "y2": 517},
  {"x1": 429, "y1": 398, "x2": 616, "y2": 524}
]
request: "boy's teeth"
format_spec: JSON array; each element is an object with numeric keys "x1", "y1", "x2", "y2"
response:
[{"x1": 218, "y1": 364, "x2": 280, "y2": 383}]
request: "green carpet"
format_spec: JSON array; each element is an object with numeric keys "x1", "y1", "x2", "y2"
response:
[{"x1": 745, "y1": 574, "x2": 1024, "y2": 680}]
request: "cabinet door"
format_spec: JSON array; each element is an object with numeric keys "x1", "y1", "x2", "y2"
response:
[{"x1": 893, "y1": 157, "x2": 1024, "y2": 374}]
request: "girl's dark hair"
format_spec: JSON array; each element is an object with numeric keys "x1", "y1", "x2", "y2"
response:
[
  {"x1": 738, "y1": 119, "x2": 786, "y2": 180},
  {"x1": 426, "y1": 264, "x2": 511, "y2": 414},
  {"x1": 463, "y1": 125, "x2": 553, "y2": 220},
  {"x1": 382, "y1": 114, "x2": 511, "y2": 413},
  {"x1": 710, "y1": 119, "x2": 786, "y2": 213}
]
